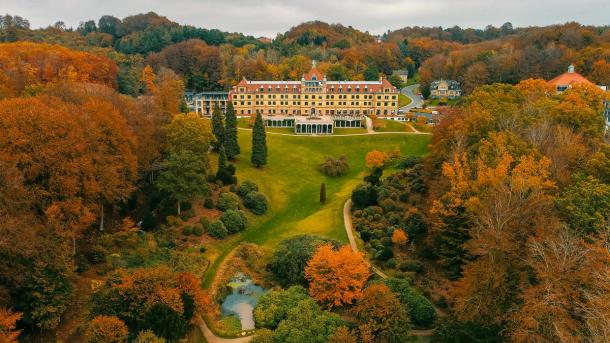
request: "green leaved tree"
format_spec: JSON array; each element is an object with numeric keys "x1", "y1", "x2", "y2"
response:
[
  {"x1": 251, "y1": 112, "x2": 267, "y2": 167},
  {"x1": 156, "y1": 150, "x2": 208, "y2": 215}
]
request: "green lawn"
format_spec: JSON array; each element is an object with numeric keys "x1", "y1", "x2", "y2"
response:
[
  {"x1": 201, "y1": 131, "x2": 431, "y2": 288},
  {"x1": 374, "y1": 119, "x2": 414, "y2": 133},
  {"x1": 398, "y1": 93, "x2": 412, "y2": 107},
  {"x1": 334, "y1": 127, "x2": 367, "y2": 134}
]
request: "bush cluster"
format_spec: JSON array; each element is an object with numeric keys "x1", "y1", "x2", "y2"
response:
[{"x1": 244, "y1": 191, "x2": 268, "y2": 215}]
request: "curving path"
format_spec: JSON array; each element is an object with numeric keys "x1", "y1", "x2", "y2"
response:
[
  {"x1": 343, "y1": 199, "x2": 387, "y2": 278},
  {"x1": 343, "y1": 199, "x2": 439, "y2": 337},
  {"x1": 196, "y1": 315, "x2": 253, "y2": 343}
]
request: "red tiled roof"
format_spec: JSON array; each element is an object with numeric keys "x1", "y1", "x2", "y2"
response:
[
  {"x1": 549, "y1": 72, "x2": 594, "y2": 87},
  {"x1": 303, "y1": 67, "x2": 323, "y2": 81}
]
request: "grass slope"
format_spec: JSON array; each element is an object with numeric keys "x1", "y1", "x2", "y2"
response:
[
  {"x1": 398, "y1": 93, "x2": 412, "y2": 107},
  {"x1": 374, "y1": 119, "x2": 415, "y2": 133},
  {"x1": 202, "y1": 130, "x2": 431, "y2": 287}
]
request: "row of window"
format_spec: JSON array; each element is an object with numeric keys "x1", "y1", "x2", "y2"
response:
[
  {"x1": 237, "y1": 109, "x2": 396, "y2": 115},
  {"x1": 236, "y1": 101, "x2": 396, "y2": 107},
  {"x1": 241, "y1": 86, "x2": 395, "y2": 93},
  {"x1": 237, "y1": 94, "x2": 396, "y2": 100}
]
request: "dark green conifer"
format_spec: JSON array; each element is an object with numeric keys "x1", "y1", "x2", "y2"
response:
[
  {"x1": 251, "y1": 112, "x2": 267, "y2": 167},
  {"x1": 224, "y1": 102, "x2": 240, "y2": 160},
  {"x1": 211, "y1": 103, "x2": 224, "y2": 151},
  {"x1": 320, "y1": 183, "x2": 326, "y2": 204}
]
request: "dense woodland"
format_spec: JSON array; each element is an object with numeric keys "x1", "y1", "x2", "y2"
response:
[{"x1": 0, "y1": 11, "x2": 609, "y2": 343}]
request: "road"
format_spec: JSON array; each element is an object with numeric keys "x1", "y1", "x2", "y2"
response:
[{"x1": 399, "y1": 84, "x2": 423, "y2": 112}]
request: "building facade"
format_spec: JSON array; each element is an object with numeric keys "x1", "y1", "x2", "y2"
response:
[
  {"x1": 229, "y1": 64, "x2": 399, "y2": 118},
  {"x1": 185, "y1": 92, "x2": 229, "y2": 116},
  {"x1": 430, "y1": 80, "x2": 462, "y2": 99}
]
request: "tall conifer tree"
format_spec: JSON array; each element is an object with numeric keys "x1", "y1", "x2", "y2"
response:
[
  {"x1": 224, "y1": 102, "x2": 240, "y2": 160},
  {"x1": 251, "y1": 112, "x2": 267, "y2": 167},
  {"x1": 211, "y1": 103, "x2": 224, "y2": 151},
  {"x1": 320, "y1": 183, "x2": 326, "y2": 204}
]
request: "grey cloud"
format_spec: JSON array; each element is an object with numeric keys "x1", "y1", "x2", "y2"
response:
[{"x1": 3, "y1": 0, "x2": 609, "y2": 37}]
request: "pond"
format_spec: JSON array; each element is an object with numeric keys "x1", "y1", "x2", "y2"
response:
[{"x1": 220, "y1": 274, "x2": 266, "y2": 330}]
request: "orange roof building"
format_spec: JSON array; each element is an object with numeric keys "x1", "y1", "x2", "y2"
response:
[{"x1": 549, "y1": 64, "x2": 594, "y2": 92}]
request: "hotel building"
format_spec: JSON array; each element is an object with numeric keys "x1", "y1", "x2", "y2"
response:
[{"x1": 228, "y1": 63, "x2": 399, "y2": 134}]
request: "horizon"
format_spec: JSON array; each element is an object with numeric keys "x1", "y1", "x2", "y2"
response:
[{"x1": 4, "y1": 0, "x2": 610, "y2": 37}]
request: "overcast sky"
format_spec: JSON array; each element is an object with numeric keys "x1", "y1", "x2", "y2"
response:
[{"x1": 3, "y1": 0, "x2": 609, "y2": 37}]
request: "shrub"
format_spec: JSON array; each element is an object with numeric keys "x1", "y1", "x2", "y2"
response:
[
  {"x1": 318, "y1": 155, "x2": 349, "y2": 176},
  {"x1": 166, "y1": 216, "x2": 182, "y2": 227},
  {"x1": 238, "y1": 180, "x2": 259, "y2": 197},
  {"x1": 377, "y1": 278, "x2": 436, "y2": 328},
  {"x1": 207, "y1": 220, "x2": 228, "y2": 239},
  {"x1": 399, "y1": 260, "x2": 424, "y2": 273},
  {"x1": 192, "y1": 224, "x2": 204, "y2": 236},
  {"x1": 204, "y1": 197, "x2": 214, "y2": 209},
  {"x1": 182, "y1": 227, "x2": 193, "y2": 236},
  {"x1": 217, "y1": 192, "x2": 240, "y2": 211},
  {"x1": 134, "y1": 330, "x2": 166, "y2": 343},
  {"x1": 254, "y1": 286, "x2": 309, "y2": 329},
  {"x1": 386, "y1": 258, "x2": 397, "y2": 269},
  {"x1": 351, "y1": 183, "x2": 378, "y2": 209},
  {"x1": 180, "y1": 209, "x2": 195, "y2": 221},
  {"x1": 220, "y1": 210, "x2": 247, "y2": 233},
  {"x1": 244, "y1": 191, "x2": 269, "y2": 215},
  {"x1": 199, "y1": 217, "x2": 209, "y2": 227},
  {"x1": 85, "y1": 315, "x2": 129, "y2": 343},
  {"x1": 374, "y1": 246, "x2": 393, "y2": 261},
  {"x1": 396, "y1": 156, "x2": 423, "y2": 169}
]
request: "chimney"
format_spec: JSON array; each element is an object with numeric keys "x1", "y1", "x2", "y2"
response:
[{"x1": 568, "y1": 64, "x2": 575, "y2": 73}]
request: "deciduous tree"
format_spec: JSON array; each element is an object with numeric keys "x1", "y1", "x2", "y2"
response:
[
  {"x1": 85, "y1": 316, "x2": 129, "y2": 343},
  {"x1": 305, "y1": 244, "x2": 371, "y2": 308}
]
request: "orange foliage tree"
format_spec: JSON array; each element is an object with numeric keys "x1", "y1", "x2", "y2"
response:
[
  {"x1": 365, "y1": 150, "x2": 386, "y2": 169},
  {"x1": 0, "y1": 41, "x2": 117, "y2": 98},
  {"x1": 391, "y1": 229, "x2": 408, "y2": 247},
  {"x1": 305, "y1": 244, "x2": 371, "y2": 308},
  {"x1": 352, "y1": 284, "x2": 410, "y2": 342},
  {"x1": 0, "y1": 308, "x2": 21, "y2": 343}
]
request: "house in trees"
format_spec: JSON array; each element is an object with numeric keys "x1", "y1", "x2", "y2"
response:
[
  {"x1": 185, "y1": 91, "x2": 229, "y2": 116},
  {"x1": 549, "y1": 64, "x2": 610, "y2": 131},
  {"x1": 393, "y1": 69, "x2": 409, "y2": 83},
  {"x1": 549, "y1": 64, "x2": 595, "y2": 92},
  {"x1": 430, "y1": 80, "x2": 462, "y2": 99},
  {"x1": 228, "y1": 61, "x2": 398, "y2": 134}
]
